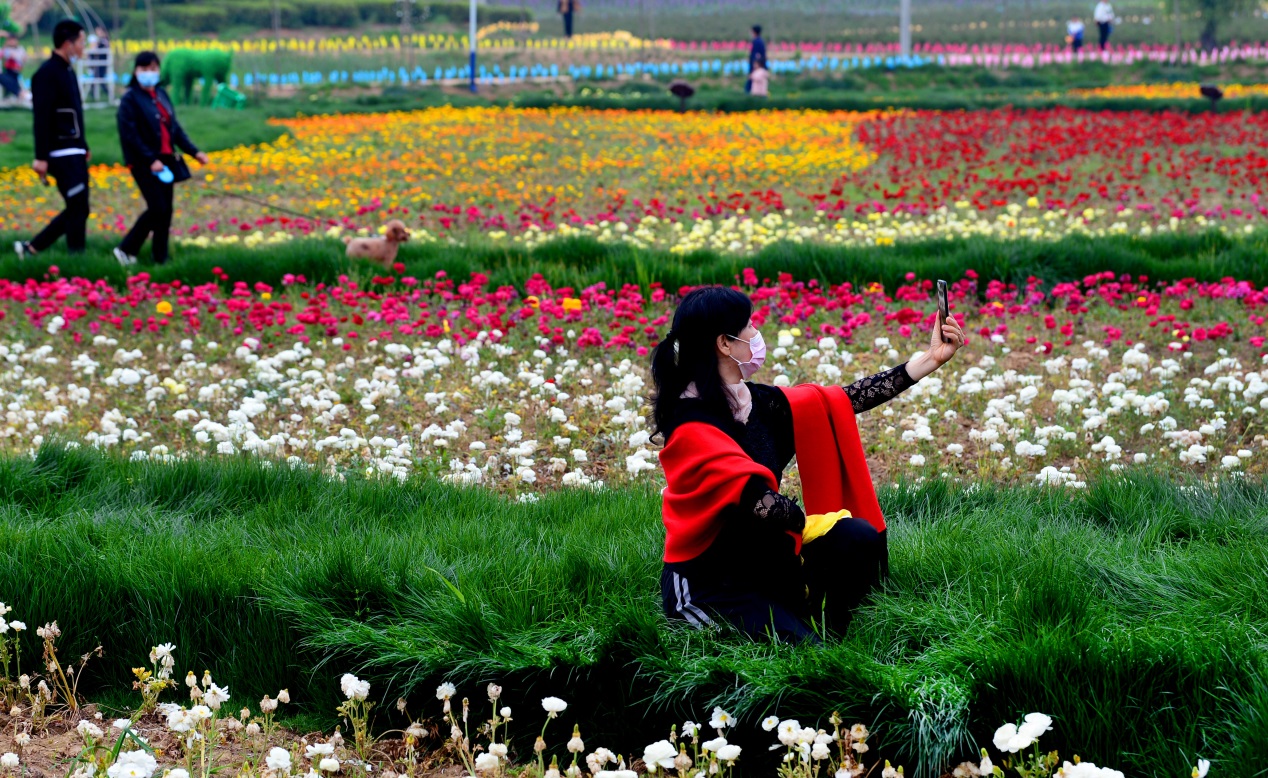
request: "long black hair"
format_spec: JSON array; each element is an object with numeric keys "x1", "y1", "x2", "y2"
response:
[
  {"x1": 651, "y1": 286, "x2": 753, "y2": 440},
  {"x1": 131, "y1": 51, "x2": 160, "y2": 87}
]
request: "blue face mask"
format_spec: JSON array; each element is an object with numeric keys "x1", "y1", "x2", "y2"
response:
[{"x1": 135, "y1": 71, "x2": 160, "y2": 88}]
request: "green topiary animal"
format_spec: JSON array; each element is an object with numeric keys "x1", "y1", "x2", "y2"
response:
[
  {"x1": 160, "y1": 48, "x2": 232, "y2": 105},
  {"x1": 0, "y1": 3, "x2": 20, "y2": 36}
]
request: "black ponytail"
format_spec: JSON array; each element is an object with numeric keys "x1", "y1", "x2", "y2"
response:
[{"x1": 651, "y1": 286, "x2": 753, "y2": 440}]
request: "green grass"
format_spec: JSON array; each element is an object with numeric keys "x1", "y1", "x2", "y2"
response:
[
  {"x1": 0, "y1": 444, "x2": 1265, "y2": 777},
  {"x1": 3, "y1": 231, "x2": 1268, "y2": 294}
]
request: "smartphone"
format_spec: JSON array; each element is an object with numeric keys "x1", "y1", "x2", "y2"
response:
[{"x1": 936, "y1": 280, "x2": 949, "y2": 342}]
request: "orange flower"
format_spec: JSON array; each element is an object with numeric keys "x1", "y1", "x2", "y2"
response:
[
  {"x1": 156, "y1": 301, "x2": 173, "y2": 315},
  {"x1": 562, "y1": 297, "x2": 582, "y2": 312}
]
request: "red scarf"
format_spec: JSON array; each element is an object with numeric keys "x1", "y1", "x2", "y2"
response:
[
  {"x1": 147, "y1": 88, "x2": 173, "y2": 156},
  {"x1": 659, "y1": 384, "x2": 885, "y2": 564},
  {"x1": 782, "y1": 384, "x2": 885, "y2": 533}
]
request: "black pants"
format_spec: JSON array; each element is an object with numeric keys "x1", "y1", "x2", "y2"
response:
[
  {"x1": 663, "y1": 518, "x2": 889, "y2": 643},
  {"x1": 562, "y1": 11, "x2": 573, "y2": 38},
  {"x1": 1097, "y1": 22, "x2": 1111, "y2": 49},
  {"x1": 31, "y1": 154, "x2": 90, "y2": 254},
  {"x1": 119, "y1": 161, "x2": 176, "y2": 264}
]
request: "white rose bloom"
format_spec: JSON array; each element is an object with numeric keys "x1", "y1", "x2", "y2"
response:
[
  {"x1": 641, "y1": 741, "x2": 677, "y2": 772},
  {"x1": 541, "y1": 697, "x2": 567, "y2": 717},
  {"x1": 715, "y1": 745, "x2": 742, "y2": 763},
  {"x1": 0, "y1": 754, "x2": 18, "y2": 769},
  {"x1": 318, "y1": 758, "x2": 340, "y2": 773},
  {"x1": 266, "y1": 748, "x2": 292, "y2": 772}
]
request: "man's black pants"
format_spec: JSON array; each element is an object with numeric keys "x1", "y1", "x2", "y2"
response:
[
  {"x1": 119, "y1": 161, "x2": 176, "y2": 264},
  {"x1": 562, "y1": 11, "x2": 573, "y2": 37},
  {"x1": 31, "y1": 154, "x2": 90, "y2": 254}
]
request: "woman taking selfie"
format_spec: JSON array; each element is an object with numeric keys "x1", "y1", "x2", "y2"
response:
[
  {"x1": 114, "y1": 51, "x2": 208, "y2": 266},
  {"x1": 653, "y1": 286, "x2": 964, "y2": 642}
]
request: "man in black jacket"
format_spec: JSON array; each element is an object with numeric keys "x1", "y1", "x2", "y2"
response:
[{"x1": 15, "y1": 20, "x2": 90, "y2": 260}]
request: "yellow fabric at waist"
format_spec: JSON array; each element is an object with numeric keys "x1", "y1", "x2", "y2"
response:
[{"x1": 803, "y1": 509, "x2": 852, "y2": 544}]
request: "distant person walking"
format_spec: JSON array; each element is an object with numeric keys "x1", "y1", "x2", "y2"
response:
[
  {"x1": 558, "y1": 0, "x2": 579, "y2": 39},
  {"x1": 15, "y1": 20, "x2": 90, "y2": 261},
  {"x1": 747, "y1": 25, "x2": 766, "y2": 94},
  {"x1": 749, "y1": 55, "x2": 769, "y2": 97},
  {"x1": 88, "y1": 26, "x2": 110, "y2": 100},
  {"x1": 114, "y1": 51, "x2": 209, "y2": 266},
  {"x1": 1094, "y1": 0, "x2": 1114, "y2": 50},
  {"x1": 1066, "y1": 18, "x2": 1085, "y2": 53},
  {"x1": 1, "y1": 34, "x2": 27, "y2": 101}
]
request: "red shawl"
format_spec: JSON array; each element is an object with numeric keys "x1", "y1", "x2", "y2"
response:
[
  {"x1": 782, "y1": 383, "x2": 885, "y2": 533},
  {"x1": 660, "y1": 384, "x2": 885, "y2": 564}
]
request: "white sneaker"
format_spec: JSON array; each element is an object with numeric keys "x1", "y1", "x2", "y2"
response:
[
  {"x1": 113, "y1": 247, "x2": 137, "y2": 266},
  {"x1": 14, "y1": 241, "x2": 31, "y2": 260}
]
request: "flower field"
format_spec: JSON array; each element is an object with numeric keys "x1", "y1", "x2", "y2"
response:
[
  {"x1": 5, "y1": 106, "x2": 1268, "y2": 253},
  {"x1": 1, "y1": 263, "x2": 1268, "y2": 491}
]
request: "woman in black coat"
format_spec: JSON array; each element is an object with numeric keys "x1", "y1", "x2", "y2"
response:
[{"x1": 114, "y1": 51, "x2": 208, "y2": 266}]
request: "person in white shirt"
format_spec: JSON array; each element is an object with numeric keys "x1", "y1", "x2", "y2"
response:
[
  {"x1": 1066, "y1": 18, "x2": 1085, "y2": 52},
  {"x1": 1093, "y1": 1, "x2": 1114, "y2": 50}
]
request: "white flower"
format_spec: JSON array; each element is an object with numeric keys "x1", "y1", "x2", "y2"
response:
[
  {"x1": 993, "y1": 712, "x2": 1051, "y2": 754},
  {"x1": 340, "y1": 674, "x2": 370, "y2": 701},
  {"x1": 106, "y1": 751, "x2": 158, "y2": 778},
  {"x1": 305, "y1": 744, "x2": 335, "y2": 760},
  {"x1": 318, "y1": 758, "x2": 340, "y2": 773},
  {"x1": 682, "y1": 721, "x2": 700, "y2": 738},
  {"x1": 266, "y1": 748, "x2": 292, "y2": 772},
  {"x1": 499, "y1": 707, "x2": 511, "y2": 719},
  {"x1": 701, "y1": 737, "x2": 727, "y2": 753},
  {"x1": 761, "y1": 716, "x2": 779, "y2": 732},
  {"x1": 810, "y1": 743, "x2": 831, "y2": 761},
  {"x1": 12, "y1": 734, "x2": 28, "y2": 748},
  {"x1": 541, "y1": 697, "x2": 567, "y2": 717},
  {"x1": 488, "y1": 744, "x2": 507, "y2": 759},
  {"x1": 715, "y1": 745, "x2": 742, "y2": 763},
  {"x1": 0, "y1": 754, "x2": 18, "y2": 769},
  {"x1": 277, "y1": 689, "x2": 291, "y2": 704},
  {"x1": 777, "y1": 720, "x2": 802, "y2": 746},
  {"x1": 203, "y1": 683, "x2": 230, "y2": 710},
  {"x1": 642, "y1": 741, "x2": 677, "y2": 772},
  {"x1": 708, "y1": 706, "x2": 733, "y2": 729},
  {"x1": 7, "y1": 622, "x2": 24, "y2": 631},
  {"x1": 78, "y1": 721, "x2": 104, "y2": 738},
  {"x1": 1193, "y1": 760, "x2": 1210, "y2": 778},
  {"x1": 474, "y1": 753, "x2": 499, "y2": 773},
  {"x1": 436, "y1": 683, "x2": 456, "y2": 700},
  {"x1": 167, "y1": 770, "x2": 190, "y2": 778},
  {"x1": 909, "y1": 454, "x2": 926, "y2": 467},
  {"x1": 113, "y1": 719, "x2": 133, "y2": 731},
  {"x1": 1017, "y1": 712, "x2": 1052, "y2": 741}
]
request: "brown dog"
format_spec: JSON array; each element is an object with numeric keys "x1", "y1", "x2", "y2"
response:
[{"x1": 343, "y1": 220, "x2": 410, "y2": 268}]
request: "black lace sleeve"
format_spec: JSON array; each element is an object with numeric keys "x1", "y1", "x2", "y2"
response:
[
  {"x1": 843, "y1": 362, "x2": 916, "y2": 414},
  {"x1": 738, "y1": 475, "x2": 805, "y2": 533}
]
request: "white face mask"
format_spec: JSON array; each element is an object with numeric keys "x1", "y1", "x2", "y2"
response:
[{"x1": 136, "y1": 71, "x2": 160, "y2": 88}]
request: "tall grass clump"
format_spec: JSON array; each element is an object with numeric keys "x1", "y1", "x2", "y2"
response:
[{"x1": 0, "y1": 444, "x2": 1265, "y2": 776}]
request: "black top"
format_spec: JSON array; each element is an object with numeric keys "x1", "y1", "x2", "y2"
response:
[
  {"x1": 31, "y1": 54, "x2": 86, "y2": 161},
  {"x1": 117, "y1": 85, "x2": 200, "y2": 170}
]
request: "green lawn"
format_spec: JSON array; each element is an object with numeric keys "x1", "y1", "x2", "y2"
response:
[{"x1": 0, "y1": 444, "x2": 1264, "y2": 777}]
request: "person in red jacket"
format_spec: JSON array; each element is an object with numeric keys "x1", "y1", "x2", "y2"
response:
[{"x1": 652, "y1": 286, "x2": 964, "y2": 642}]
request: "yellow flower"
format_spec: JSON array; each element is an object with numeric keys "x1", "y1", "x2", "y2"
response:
[
  {"x1": 562, "y1": 297, "x2": 582, "y2": 312},
  {"x1": 156, "y1": 301, "x2": 173, "y2": 315},
  {"x1": 261, "y1": 292, "x2": 272, "y2": 300}
]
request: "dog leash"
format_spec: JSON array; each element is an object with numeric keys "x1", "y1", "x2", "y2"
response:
[{"x1": 194, "y1": 177, "x2": 326, "y2": 223}]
